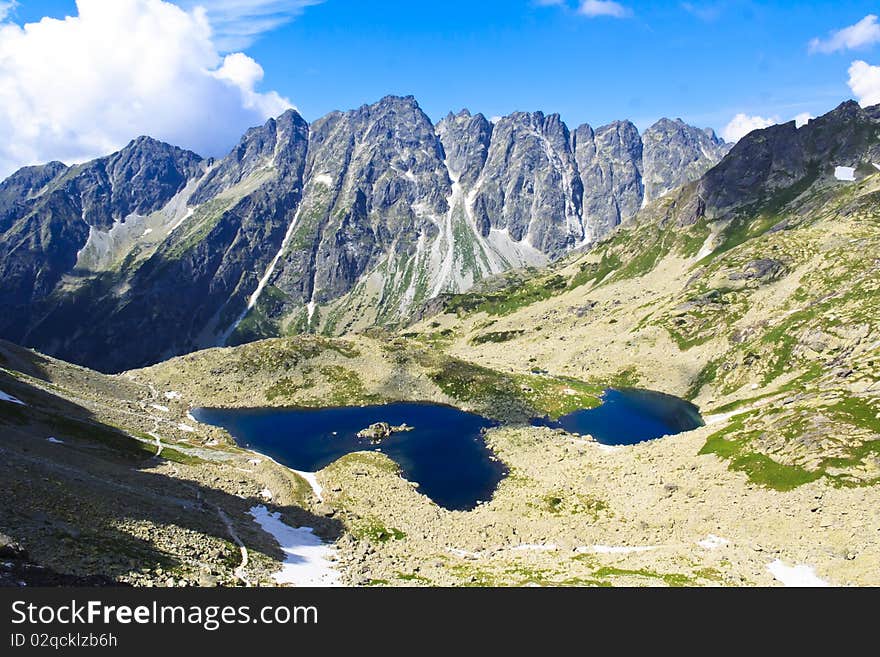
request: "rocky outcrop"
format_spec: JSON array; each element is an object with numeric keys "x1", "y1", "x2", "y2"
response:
[
  {"x1": 575, "y1": 120, "x2": 643, "y2": 240},
  {"x1": 642, "y1": 119, "x2": 730, "y2": 202},
  {"x1": 271, "y1": 96, "x2": 451, "y2": 309},
  {"x1": 436, "y1": 110, "x2": 493, "y2": 187},
  {"x1": 471, "y1": 112, "x2": 584, "y2": 255},
  {"x1": 356, "y1": 422, "x2": 413, "y2": 442},
  {"x1": 697, "y1": 100, "x2": 880, "y2": 220}
]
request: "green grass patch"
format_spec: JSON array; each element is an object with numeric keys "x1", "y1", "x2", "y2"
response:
[
  {"x1": 352, "y1": 520, "x2": 406, "y2": 543},
  {"x1": 592, "y1": 566, "x2": 692, "y2": 587},
  {"x1": 699, "y1": 416, "x2": 821, "y2": 491},
  {"x1": 445, "y1": 274, "x2": 568, "y2": 317}
]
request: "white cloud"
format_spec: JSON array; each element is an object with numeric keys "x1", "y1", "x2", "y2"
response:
[
  {"x1": 0, "y1": 1, "x2": 15, "y2": 23},
  {"x1": 177, "y1": 1, "x2": 324, "y2": 51},
  {"x1": 578, "y1": 0, "x2": 631, "y2": 17},
  {"x1": 809, "y1": 14, "x2": 880, "y2": 54},
  {"x1": 848, "y1": 60, "x2": 880, "y2": 106},
  {"x1": 0, "y1": 0, "x2": 293, "y2": 178},
  {"x1": 722, "y1": 113, "x2": 779, "y2": 143},
  {"x1": 793, "y1": 112, "x2": 812, "y2": 128},
  {"x1": 722, "y1": 110, "x2": 821, "y2": 142}
]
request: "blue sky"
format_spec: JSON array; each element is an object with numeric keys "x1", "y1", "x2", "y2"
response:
[
  {"x1": 15, "y1": 0, "x2": 872, "y2": 129},
  {"x1": 1, "y1": 1, "x2": 879, "y2": 174}
]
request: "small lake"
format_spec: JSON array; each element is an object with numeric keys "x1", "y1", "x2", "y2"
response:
[
  {"x1": 192, "y1": 389, "x2": 703, "y2": 510},
  {"x1": 534, "y1": 388, "x2": 704, "y2": 445},
  {"x1": 191, "y1": 402, "x2": 504, "y2": 511}
]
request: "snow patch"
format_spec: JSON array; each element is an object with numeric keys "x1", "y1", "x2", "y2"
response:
[
  {"x1": 177, "y1": 423, "x2": 195, "y2": 433},
  {"x1": 767, "y1": 559, "x2": 829, "y2": 587},
  {"x1": 249, "y1": 506, "x2": 340, "y2": 586},
  {"x1": 292, "y1": 469, "x2": 323, "y2": 501},
  {"x1": 142, "y1": 228, "x2": 153, "y2": 236},
  {"x1": 511, "y1": 544, "x2": 558, "y2": 552},
  {"x1": 696, "y1": 233, "x2": 716, "y2": 260},
  {"x1": 0, "y1": 390, "x2": 25, "y2": 406},
  {"x1": 834, "y1": 166, "x2": 855, "y2": 182},
  {"x1": 164, "y1": 391, "x2": 182, "y2": 400},
  {"x1": 150, "y1": 404, "x2": 169, "y2": 413},
  {"x1": 698, "y1": 535, "x2": 729, "y2": 550},
  {"x1": 704, "y1": 410, "x2": 746, "y2": 425},
  {"x1": 486, "y1": 227, "x2": 548, "y2": 269},
  {"x1": 168, "y1": 208, "x2": 194, "y2": 234},
  {"x1": 313, "y1": 173, "x2": 333, "y2": 187},
  {"x1": 47, "y1": 437, "x2": 65, "y2": 444},
  {"x1": 259, "y1": 488, "x2": 273, "y2": 501}
]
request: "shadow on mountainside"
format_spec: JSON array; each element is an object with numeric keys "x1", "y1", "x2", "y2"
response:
[{"x1": 0, "y1": 371, "x2": 342, "y2": 587}]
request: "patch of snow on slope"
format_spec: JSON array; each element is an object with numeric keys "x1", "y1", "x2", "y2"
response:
[
  {"x1": 168, "y1": 207, "x2": 195, "y2": 234},
  {"x1": 429, "y1": 164, "x2": 461, "y2": 297},
  {"x1": 291, "y1": 470, "x2": 323, "y2": 501},
  {"x1": 0, "y1": 390, "x2": 25, "y2": 406},
  {"x1": 249, "y1": 505, "x2": 340, "y2": 586},
  {"x1": 698, "y1": 535, "x2": 729, "y2": 550},
  {"x1": 767, "y1": 560, "x2": 829, "y2": 587},
  {"x1": 696, "y1": 233, "x2": 716, "y2": 260},
  {"x1": 313, "y1": 173, "x2": 333, "y2": 187},
  {"x1": 511, "y1": 544, "x2": 558, "y2": 552},
  {"x1": 177, "y1": 423, "x2": 195, "y2": 433},
  {"x1": 47, "y1": 437, "x2": 65, "y2": 444},
  {"x1": 834, "y1": 166, "x2": 855, "y2": 182}
]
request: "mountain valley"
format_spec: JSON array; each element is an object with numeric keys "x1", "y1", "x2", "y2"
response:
[{"x1": 1, "y1": 98, "x2": 879, "y2": 587}]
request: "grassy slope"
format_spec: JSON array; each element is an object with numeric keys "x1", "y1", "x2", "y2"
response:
[
  {"x1": 405, "y1": 173, "x2": 880, "y2": 491},
  {"x1": 135, "y1": 333, "x2": 606, "y2": 422}
]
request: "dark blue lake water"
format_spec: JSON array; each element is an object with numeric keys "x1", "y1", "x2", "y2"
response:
[
  {"x1": 191, "y1": 402, "x2": 503, "y2": 511},
  {"x1": 192, "y1": 390, "x2": 702, "y2": 510},
  {"x1": 535, "y1": 388, "x2": 704, "y2": 445}
]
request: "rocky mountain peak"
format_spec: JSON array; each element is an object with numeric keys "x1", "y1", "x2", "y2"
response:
[
  {"x1": 0, "y1": 94, "x2": 736, "y2": 371},
  {"x1": 642, "y1": 117, "x2": 731, "y2": 202},
  {"x1": 694, "y1": 100, "x2": 880, "y2": 221},
  {"x1": 436, "y1": 110, "x2": 492, "y2": 186},
  {"x1": 190, "y1": 108, "x2": 309, "y2": 205}
]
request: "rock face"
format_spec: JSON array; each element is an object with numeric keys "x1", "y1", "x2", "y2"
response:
[
  {"x1": 642, "y1": 119, "x2": 731, "y2": 202},
  {"x1": 0, "y1": 137, "x2": 204, "y2": 353},
  {"x1": 575, "y1": 120, "x2": 644, "y2": 241},
  {"x1": 0, "y1": 95, "x2": 732, "y2": 372},
  {"x1": 471, "y1": 112, "x2": 584, "y2": 255},
  {"x1": 695, "y1": 100, "x2": 880, "y2": 221}
]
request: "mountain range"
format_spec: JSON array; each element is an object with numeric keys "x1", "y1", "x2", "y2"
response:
[{"x1": 0, "y1": 95, "x2": 730, "y2": 372}]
